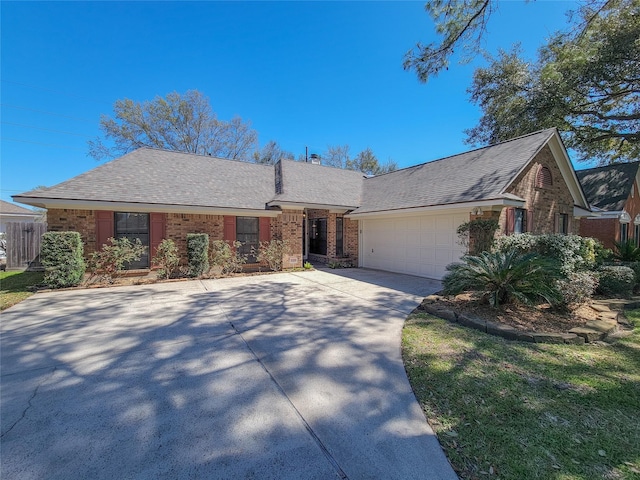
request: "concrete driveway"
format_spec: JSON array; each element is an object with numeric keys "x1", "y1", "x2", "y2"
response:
[{"x1": 1, "y1": 268, "x2": 457, "y2": 479}]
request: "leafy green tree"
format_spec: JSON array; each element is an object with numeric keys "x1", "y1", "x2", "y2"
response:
[
  {"x1": 88, "y1": 90, "x2": 258, "y2": 161},
  {"x1": 406, "y1": 0, "x2": 639, "y2": 164},
  {"x1": 345, "y1": 147, "x2": 398, "y2": 176},
  {"x1": 404, "y1": 0, "x2": 494, "y2": 81}
]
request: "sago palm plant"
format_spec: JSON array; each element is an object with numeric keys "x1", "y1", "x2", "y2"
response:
[
  {"x1": 613, "y1": 240, "x2": 640, "y2": 262},
  {"x1": 442, "y1": 251, "x2": 563, "y2": 308}
]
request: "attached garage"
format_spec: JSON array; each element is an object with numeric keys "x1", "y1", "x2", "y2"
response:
[{"x1": 359, "y1": 212, "x2": 468, "y2": 280}]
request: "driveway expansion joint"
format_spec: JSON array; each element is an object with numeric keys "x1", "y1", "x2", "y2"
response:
[{"x1": 219, "y1": 304, "x2": 350, "y2": 480}]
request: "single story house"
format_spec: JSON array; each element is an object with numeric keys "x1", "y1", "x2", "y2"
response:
[
  {"x1": 577, "y1": 161, "x2": 640, "y2": 249},
  {"x1": 14, "y1": 128, "x2": 591, "y2": 279},
  {"x1": 0, "y1": 200, "x2": 41, "y2": 234}
]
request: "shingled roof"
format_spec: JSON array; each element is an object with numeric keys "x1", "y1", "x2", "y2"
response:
[
  {"x1": 351, "y1": 129, "x2": 557, "y2": 215},
  {"x1": 15, "y1": 148, "x2": 276, "y2": 211},
  {"x1": 269, "y1": 160, "x2": 365, "y2": 208},
  {"x1": 15, "y1": 128, "x2": 585, "y2": 215},
  {"x1": 576, "y1": 162, "x2": 640, "y2": 212},
  {"x1": 0, "y1": 199, "x2": 38, "y2": 216}
]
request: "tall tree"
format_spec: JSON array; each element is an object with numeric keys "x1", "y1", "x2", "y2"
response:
[
  {"x1": 466, "y1": 0, "x2": 639, "y2": 163},
  {"x1": 346, "y1": 148, "x2": 398, "y2": 176},
  {"x1": 404, "y1": 0, "x2": 494, "y2": 82},
  {"x1": 88, "y1": 90, "x2": 258, "y2": 161},
  {"x1": 405, "y1": 0, "x2": 639, "y2": 164},
  {"x1": 253, "y1": 140, "x2": 294, "y2": 165},
  {"x1": 323, "y1": 144, "x2": 351, "y2": 169}
]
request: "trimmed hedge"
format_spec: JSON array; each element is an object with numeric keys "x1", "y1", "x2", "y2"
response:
[
  {"x1": 597, "y1": 265, "x2": 635, "y2": 297},
  {"x1": 495, "y1": 233, "x2": 600, "y2": 275},
  {"x1": 40, "y1": 231, "x2": 86, "y2": 288},
  {"x1": 187, "y1": 233, "x2": 209, "y2": 277}
]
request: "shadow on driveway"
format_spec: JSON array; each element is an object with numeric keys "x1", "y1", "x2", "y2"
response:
[{"x1": 1, "y1": 270, "x2": 456, "y2": 479}]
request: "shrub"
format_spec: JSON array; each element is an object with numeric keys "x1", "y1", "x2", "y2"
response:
[
  {"x1": 88, "y1": 237, "x2": 147, "y2": 284},
  {"x1": 622, "y1": 262, "x2": 640, "y2": 287},
  {"x1": 442, "y1": 251, "x2": 563, "y2": 308},
  {"x1": 495, "y1": 233, "x2": 600, "y2": 275},
  {"x1": 613, "y1": 240, "x2": 640, "y2": 261},
  {"x1": 557, "y1": 271, "x2": 599, "y2": 308},
  {"x1": 40, "y1": 231, "x2": 86, "y2": 288},
  {"x1": 257, "y1": 240, "x2": 289, "y2": 272},
  {"x1": 152, "y1": 239, "x2": 180, "y2": 279},
  {"x1": 457, "y1": 218, "x2": 499, "y2": 255},
  {"x1": 209, "y1": 240, "x2": 247, "y2": 276},
  {"x1": 303, "y1": 261, "x2": 313, "y2": 270},
  {"x1": 187, "y1": 233, "x2": 209, "y2": 277},
  {"x1": 597, "y1": 265, "x2": 635, "y2": 297}
]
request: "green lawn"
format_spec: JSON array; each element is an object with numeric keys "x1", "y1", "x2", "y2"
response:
[
  {"x1": 403, "y1": 310, "x2": 640, "y2": 480},
  {"x1": 0, "y1": 270, "x2": 44, "y2": 310}
]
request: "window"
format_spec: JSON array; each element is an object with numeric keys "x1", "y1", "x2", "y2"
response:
[
  {"x1": 514, "y1": 208, "x2": 527, "y2": 234},
  {"x1": 310, "y1": 218, "x2": 327, "y2": 255},
  {"x1": 621, "y1": 222, "x2": 629, "y2": 243},
  {"x1": 558, "y1": 213, "x2": 569, "y2": 235},
  {"x1": 336, "y1": 217, "x2": 344, "y2": 257},
  {"x1": 635, "y1": 224, "x2": 640, "y2": 247},
  {"x1": 237, "y1": 217, "x2": 259, "y2": 263},
  {"x1": 536, "y1": 166, "x2": 553, "y2": 188},
  {"x1": 115, "y1": 212, "x2": 149, "y2": 269}
]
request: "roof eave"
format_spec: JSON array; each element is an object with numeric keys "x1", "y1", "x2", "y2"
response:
[
  {"x1": 267, "y1": 200, "x2": 357, "y2": 213},
  {"x1": 12, "y1": 196, "x2": 282, "y2": 217},
  {"x1": 346, "y1": 197, "x2": 524, "y2": 219}
]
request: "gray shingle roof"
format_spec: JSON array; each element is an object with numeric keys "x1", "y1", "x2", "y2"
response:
[
  {"x1": 0, "y1": 200, "x2": 38, "y2": 215},
  {"x1": 351, "y1": 129, "x2": 556, "y2": 214},
  {"x1": 15, "y1": 129, "x2": 573, "y2": 214},
  {"x1": 576, "y1": 162, "x2": 639, "y2": 211},
  {"x1": 17, "y1": 148, "x2": 276, "y2": 210},
  {"x1": 270, "y1": 160, "x2": 365, "y2": 208}
]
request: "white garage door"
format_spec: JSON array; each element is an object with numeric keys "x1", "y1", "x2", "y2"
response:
[{"x1": 361, "y1": 213, "x2": 468, "y2": 280}]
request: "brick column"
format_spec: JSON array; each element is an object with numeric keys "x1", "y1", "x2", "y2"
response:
[{"x1": 281, "y1": 209, "x2": 303, "y2": 268}]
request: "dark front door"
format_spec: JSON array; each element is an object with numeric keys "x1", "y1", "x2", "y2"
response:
[{"x1": 310, "y1": 218, "x2": 327, "y2": 255}]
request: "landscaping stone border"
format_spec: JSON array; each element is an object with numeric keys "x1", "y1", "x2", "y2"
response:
[{"x1": 416, "y1": 296, "x2": 632, "y2": 345}]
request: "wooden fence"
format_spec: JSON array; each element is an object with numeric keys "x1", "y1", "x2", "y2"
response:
[{"x1": 4, "y1": 222, "x2": 47, "y2": 270}]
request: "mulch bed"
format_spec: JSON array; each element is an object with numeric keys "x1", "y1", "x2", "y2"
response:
[{"x1": 424, "y1": 293, "x2": 598, "y2": 334}]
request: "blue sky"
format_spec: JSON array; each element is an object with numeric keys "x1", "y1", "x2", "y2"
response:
[{"x1": 1, "y1": 1, "x2": 582, "y2": 205}]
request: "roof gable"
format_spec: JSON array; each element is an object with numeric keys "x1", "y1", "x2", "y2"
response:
[{"x1": 576, "y1": 162, "x2": 640, "y2": 211}]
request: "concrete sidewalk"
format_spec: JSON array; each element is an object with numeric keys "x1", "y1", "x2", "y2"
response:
[{"x1": 1, "y1": 268, "x2": 457, "y2": 479}]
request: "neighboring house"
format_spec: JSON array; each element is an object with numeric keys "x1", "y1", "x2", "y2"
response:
[
  {"x1": 14, "y1": 128, "x2": 591, "y2": 280},
  {"x1": 0, "y1": 199, "x2": 41, "y2": 233},
  {"x1": 576, "y1": 161, "x2": 640, "y2": 250}
]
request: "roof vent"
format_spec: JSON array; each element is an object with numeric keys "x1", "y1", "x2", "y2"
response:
[{"x1": 310, "y1": 153, "x2": 321, "y2": 165}]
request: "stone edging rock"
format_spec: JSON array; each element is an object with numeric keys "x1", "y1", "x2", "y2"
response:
[{"x1": 417, "y1": 296, "x2": 627, "y2": 345}]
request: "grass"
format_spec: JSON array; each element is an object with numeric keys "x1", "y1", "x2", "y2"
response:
[
  {"x1": 402, "y1": 310, "x2": 640, "y2": 480},
  {"x1": 0, "y1": 270, "x2": 44, "y2": 310}
]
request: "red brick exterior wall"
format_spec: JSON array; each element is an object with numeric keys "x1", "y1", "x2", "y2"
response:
[
  {"x1": 47, "y1": 209, "x2": 98, "y2": 254},
  {"x1": 165, "y1": 213, "x2": 224, "y2": 261},
  {"x1": 46, "y1": 209, "x2": 280, "y2": 269},
  {"x1": 579, "y1": 178, "x2": 640, "y2": 249},
  {"x1": 500, "y1": 145, "x2": 578, "y2": 235},
  {"x1": 344, "y1": 217, "x2": 359, "y2": 263},
  {"x1": 279, "y1": 209, "x2": 303, "y2": 268},
  {"x1": 579, "y1": 218, "x2": 619, "y2": 250}
]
